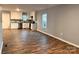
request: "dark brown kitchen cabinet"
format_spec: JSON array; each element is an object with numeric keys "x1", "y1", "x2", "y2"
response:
[{"x1": 18, "y1": 23, "x2": 22, "y2": 29}]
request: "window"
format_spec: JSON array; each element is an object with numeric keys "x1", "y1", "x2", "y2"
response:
[
  {"x1": 22, "y1": 12, "x2": 28, "y2": 21},
  {"x1": 42, "y1": 13, "x2": 47, "y2": 31},
  {"x1": 22, "y1": 15, "x2": 28, "y2": 21}
]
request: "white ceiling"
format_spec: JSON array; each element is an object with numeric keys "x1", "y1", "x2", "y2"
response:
[{"x1": 0, "y1": 4, "x2": 59, "y2": 12}]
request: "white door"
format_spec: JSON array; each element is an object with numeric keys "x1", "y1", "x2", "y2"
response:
[{"x1": 2, "y1": 12, "x2": 10, "y2": 29}]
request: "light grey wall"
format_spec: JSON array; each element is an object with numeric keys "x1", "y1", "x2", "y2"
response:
[
  {"x1": 37, "y1": 5, "x2": 79, "y2": 46},
  {"x1": 0, "y1": 11, "x2": 2, "y2": 49},
  {"x1": 37, "y1": 7, "x2": 56, "y2": 35}
]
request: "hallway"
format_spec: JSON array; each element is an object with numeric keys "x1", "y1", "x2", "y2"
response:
[{"x1": 2, "y1": 29, "x2": 79, "y2": 54}]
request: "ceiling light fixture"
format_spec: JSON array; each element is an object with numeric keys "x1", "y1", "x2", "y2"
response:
[{"x1": 16, "y1": 8, "x2": 20, "y2": 11}]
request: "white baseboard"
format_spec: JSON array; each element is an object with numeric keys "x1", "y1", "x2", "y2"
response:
[
  {"x1": 0, "y1": 41, "x2": 3, "y2": 54},
  {"x1": 37, "y1": 29, "x2": 79, "y2": 48}
]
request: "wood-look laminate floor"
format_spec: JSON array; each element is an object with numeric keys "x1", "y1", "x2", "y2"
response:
[{"x1": 2, "y1": 29, "x2": 79, "y2": 54}]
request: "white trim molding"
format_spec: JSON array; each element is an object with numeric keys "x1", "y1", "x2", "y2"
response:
[
  {"x1": 37, "y1": 29, "x2": 79, "y2": 48},
  {"x1": 0, "y1": 41, "x2": 3, "y2": 54}
]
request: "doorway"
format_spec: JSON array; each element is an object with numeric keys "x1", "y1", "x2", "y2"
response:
[{"x1": 42, "y1": 13, "x2": 47, "y2": 31}]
